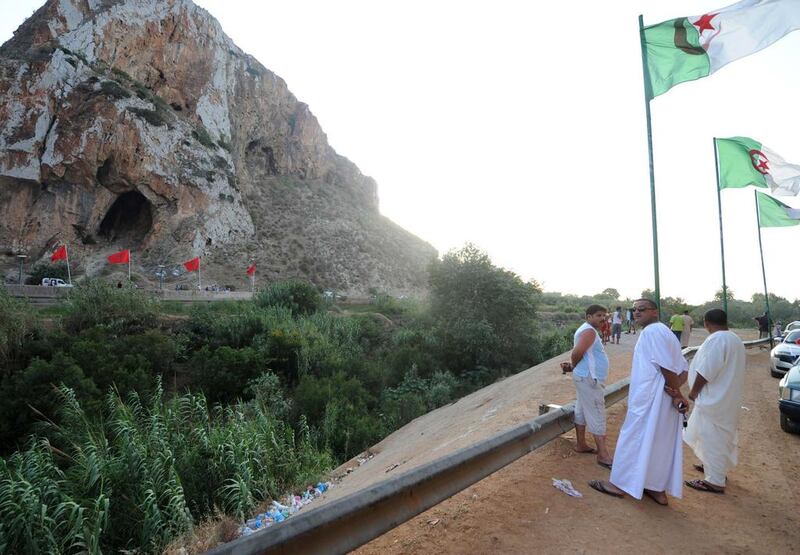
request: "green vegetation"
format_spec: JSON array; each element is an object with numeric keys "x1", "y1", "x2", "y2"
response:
[
  {"x1": 127, "y1": 107, "x2": 169, "y2": 127},
  {"x1": 25, "y1": 262, "x2": 69, "y2": 285},
  {"x1": 0, "y1": 246, "x2": 590, "y2": 553}
]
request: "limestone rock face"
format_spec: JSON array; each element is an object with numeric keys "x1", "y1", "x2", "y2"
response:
[{"x1": 0, "y1": 0, "x2": 436, "y2": 294}]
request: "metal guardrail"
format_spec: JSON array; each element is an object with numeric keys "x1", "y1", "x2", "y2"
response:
[{"x1": 206, "y1": 335, "x2": 772, "y2": 555}]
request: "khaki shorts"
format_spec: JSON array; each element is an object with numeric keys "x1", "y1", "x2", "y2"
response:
[{"x1": 573, "y1": 375, "x2": 607, "y2": 435}]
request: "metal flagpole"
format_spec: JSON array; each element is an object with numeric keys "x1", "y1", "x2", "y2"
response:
[
  {"x1": 198, "y1": 262, "x2": 202, "y2": 290},
  {"x1": 65, "y1": 245, "x2": 72, "y2": 285},
  {"x1": 128, "y1": 252, "x2": 131, "y2": 281},
  {"x1": 754, "y1": 190, "x2": 773, "y2": 349},
  {"x1": 638, "y1": 15, "x2": 661, "y2": 312},
  {"x1": 713, "y1": 138, "x2": 728, "y2": 312}
]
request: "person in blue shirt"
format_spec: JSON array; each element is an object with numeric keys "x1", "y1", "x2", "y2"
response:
[{"x1": 560, "y1": 304, "x2": 613, "y2": 469}]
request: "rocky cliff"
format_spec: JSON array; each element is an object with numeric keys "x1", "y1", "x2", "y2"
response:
[{"x1": 0, "y1": 0, "x2": 436, "y2": 294}]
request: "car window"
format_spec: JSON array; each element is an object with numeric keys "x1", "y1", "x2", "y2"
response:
[{"x1": 784, "y1": 330, "x2": 800, "y2": 343}]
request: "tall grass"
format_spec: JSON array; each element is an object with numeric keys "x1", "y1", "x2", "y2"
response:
[{"x1": 0, "y1": 381, "x2": 333, "y2": 554}]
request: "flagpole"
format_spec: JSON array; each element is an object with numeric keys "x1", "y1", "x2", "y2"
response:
[
  {"x1": 65, "y1": 245, "x2": 72, "y2": 285},
  {"x1": 754, "y1": 190, "x2": 773, "y2": 349},
  {"x1": 128, "y1": 252, "x2": 132, "y2": 281},
  {"x1": 638, "y1": 15, "x2": 661, "y2": 312},
  {"x1": 198, "y1": 262, "x2": 202, "y2": 290},
  {"x1": 713, "y1": 138, "x2": 728, "y2": 312}
]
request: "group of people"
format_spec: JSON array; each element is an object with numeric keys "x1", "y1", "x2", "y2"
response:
[
  {"x1": 599, "y1": 306, "x2": 629, "y2": 345},
  {"x1": 560, "y1": 300, "x2": 746, "y2": 505}
]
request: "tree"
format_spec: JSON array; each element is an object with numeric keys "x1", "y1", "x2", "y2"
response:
[
  {"x1": 714, "y1": 288, "x2": 735, "y2": 302},
  {"x1": 600, "y1": 288, "x2": 620, "y2": 299},
  {"x1": 428, "y1": 243, "x2": 540, "y2": 374}
]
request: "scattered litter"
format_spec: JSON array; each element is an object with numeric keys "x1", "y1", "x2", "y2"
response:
[
  {"x1": 471, "y1": 494, "x2": 478, "y2": 501},
  {"x1": 357, "y1": 453, "x2": 375, "y2": 466},
  {"x1": 552, "y1": 478, "x2": 582, "y2": 498},
  {"x1": 385, "y1": 463, "x2": 400, "y2": 473},
  {"x1": 545, "y1": 507, "x2": 549, "y2": 514},
  {"x1": 741, "y1": 406, "x2": 750, "y2": 411},
  {"x1": 427, "y1": 518, "x2": 440, "y2": 526},
  {"x1": 238, "y1": 482, "x2": 332, "y2": 537}
]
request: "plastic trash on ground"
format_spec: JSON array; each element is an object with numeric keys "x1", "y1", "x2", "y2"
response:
[{"x1": 552, "y1": 478, "x2": 583, "y2": 498}]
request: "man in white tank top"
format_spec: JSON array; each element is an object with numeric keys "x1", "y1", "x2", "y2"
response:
[{"x1": 560, "y1": 304, "x2": 613, "y2": 468}]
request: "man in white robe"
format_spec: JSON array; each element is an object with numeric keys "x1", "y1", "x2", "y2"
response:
[
  {"x1": 589, "y1": 298, "x2": 689, "y2": 506},
  {"x1": 682, "y1": 308, "x2": 745, "y2": 494}
]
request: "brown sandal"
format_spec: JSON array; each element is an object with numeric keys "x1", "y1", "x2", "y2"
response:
[
  {"x1": 588, "y1": 480, "x2": 623, "y2": 498},
  {"x1": 643, "y1": 489, "x2": 669, "y2": 505},
  {"x1": 685, "y1": 479, "x2": 724, "y2": 494}
]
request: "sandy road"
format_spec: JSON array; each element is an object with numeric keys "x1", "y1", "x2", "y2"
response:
[{"x1": 352, "y1": 332, "x2": 799, "y2": 555}]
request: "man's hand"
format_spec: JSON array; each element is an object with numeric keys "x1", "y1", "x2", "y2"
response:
[
  {"x1": 664, "y1": 385, "x2": 680, "y2": 398},
  {"x1": 672, "y1": 396, "x2": 689, "y2": 414},
  {"x1": 560, "y1": 361, "x2": 573, "y2": 374}
]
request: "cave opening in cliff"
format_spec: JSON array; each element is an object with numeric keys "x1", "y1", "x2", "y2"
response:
[{"x1": 98, "y1": 191, "x2": 153, "y2": 243}]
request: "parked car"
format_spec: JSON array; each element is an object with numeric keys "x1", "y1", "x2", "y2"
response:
[
  {"x1": 778, "y1": 364, "x2": 800, "y2": 433},
  {"x1": 785, "y1": 321, "x2": 800, "y2": 332},
  {"x1": 770, "y1": 330, "x2": 800, "y2": 378},
  {"x1": 41, "y1": 277, "x2": 72, "y2": 287}
]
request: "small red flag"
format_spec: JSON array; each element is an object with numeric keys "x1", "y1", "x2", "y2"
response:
[
  {"x1": 246, "y1": 262, "x2": 256, "y2": 276},
  {"x1": 107, "y1": 249, "x2": 130, "y2": 264},
  {"x1": 50, "y1": 245, "x2": 67, "y2": 262},
  {"x1": 183, "y1": 257, "x2": 200, "y2": 272}
]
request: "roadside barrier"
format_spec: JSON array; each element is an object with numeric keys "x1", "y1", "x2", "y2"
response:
[{"x1": 208, "y1": 336, "x2": 770, "y2": 555}]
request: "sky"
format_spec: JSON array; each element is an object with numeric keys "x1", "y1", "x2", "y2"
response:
[{"x1": 2, "y1": 0, "x2": 800, "y2": 304}]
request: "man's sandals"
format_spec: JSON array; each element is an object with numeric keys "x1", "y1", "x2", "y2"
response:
[
  {"x1": 588, "y1": 480, "x2": 623, "y2": 498},
  {"x1": 685, "y1": 479, "x2": 725, "y2": 494}
]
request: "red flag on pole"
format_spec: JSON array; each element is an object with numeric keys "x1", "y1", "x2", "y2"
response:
[
  {"x1": 107, "y1": 249, "x2": 130, "y2": 264},
  {"x1": 246, "y1": 262, "x2": 256, "y2": 276},
  {"x1": 51, "y1": 245, "x2": 67, "y2": 262},
  {"x1": 183, "y1": 257, "x2": 200, "y2": 272}
]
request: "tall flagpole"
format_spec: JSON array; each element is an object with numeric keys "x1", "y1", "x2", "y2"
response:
[
  {"x1": 638, "y1": 15, "x2": 661, "y2": 312},
  {"x1": 713, "y1": 138, "x2": 728, "y2": 312},
  {"x1": 65, "y1": 245, "x2": 72, "y2": 285},
  {"x1": 754, "y1": 190, "x2": 773, "y2": 348},
  {"x1": 198, "y1": 262, "x2": 202, "y2": 290},
  {"x1": 128, "y1": 252, "x2": 132, "y2": 281}
]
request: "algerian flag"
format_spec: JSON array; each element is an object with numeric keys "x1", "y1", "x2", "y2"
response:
[
  {"x1": 756, "y1": 191, "x2": 800, "y2": 227},
  {"x1": 717, "y1": 137, "x2": 800, "y2": 196},
  {"x1": 643, "y1": 0, "x2": 800, "y2": 99}
]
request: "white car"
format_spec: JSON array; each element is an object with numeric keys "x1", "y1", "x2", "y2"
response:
[
  {"x1": 770, "y1": 330, "x2": 800, "y2": 378},
  {"x1": 785, "y1": 321, "x2": 800, "y2": 333},
  {"x1": 41, "y1": 277, "x2": 72, "y2": 287}
]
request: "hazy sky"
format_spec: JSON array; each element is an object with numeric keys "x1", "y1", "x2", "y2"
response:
[{"x1": 2, "y1": 0, "x2": 800, "y2": 303}]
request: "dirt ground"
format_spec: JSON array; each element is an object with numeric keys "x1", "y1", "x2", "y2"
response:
[{"x1": 344, "y1": 329, "x2": 799, "y2": 555}]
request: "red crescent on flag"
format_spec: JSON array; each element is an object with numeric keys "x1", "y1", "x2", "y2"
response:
[{"x1": 749, "y1": 149, "x2": 770, "y2": 175}]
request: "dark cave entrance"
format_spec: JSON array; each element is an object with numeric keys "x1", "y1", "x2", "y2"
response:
[{"x1": 98, "y1": 191, "x2": 153, "y2": 243}]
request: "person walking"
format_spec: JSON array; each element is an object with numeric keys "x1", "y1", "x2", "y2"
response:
[
  {"x1": 611, "y1": 306, "x2": 623, "y2": 345},
  {"x1": 560, "y1": 305, "x2": 614, "y2": 468},
  {"x1": 680, "y1": 310, "x2": 694, "y2": 348},
  {"x1": 754, "y1": 313, "x2": 769, "y2": 339},
  {"x1": 680, "y1": 309, "x2": 745, "y2": 494},
  {"x1": 588, "y1": 298, "x2": 689, "y2": 506}
]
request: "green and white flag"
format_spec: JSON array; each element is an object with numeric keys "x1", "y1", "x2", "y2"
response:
[
  {"x1": 643, "y1": 0, "x2": 800, "y2": 99},
  {"x1": 716, "y1": 137, "x2": 800, "y2": 196},
  {"x1": 756, "y1": 191, "x2": 800, "y2": 227}
]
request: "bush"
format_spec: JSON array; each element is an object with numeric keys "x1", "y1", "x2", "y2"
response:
[
  {"x1": 127, "y1": 106, "x2": 169, "y2": 127},
  {"x1": 0, "y1": 289, "x2": 38, "y2": 369},
  {"x1": 63, "y1": 280, "x2": 159, "y2": 335},
  {"x1": 189, "y1": 346, "x2": 265, "y2": 403},
  {"x1": 0, "y1": 383, "x2": 334, "y2": 554},
  {"x1": 254, "y1": 280, "x2": 322, "y2": 316},
  {"x1": 25, "y1": 262, "x2": 69, "y2": 285}
]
